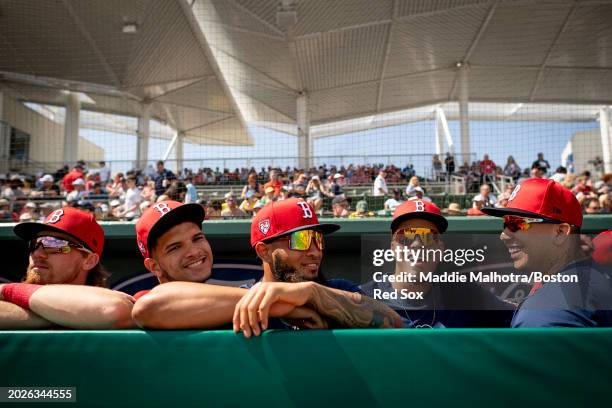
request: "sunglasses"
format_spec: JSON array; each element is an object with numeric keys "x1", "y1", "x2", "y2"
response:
[
  {"x1": 502, "y1": 215, "x2": 561, "y2": 232},
  {"x1": 28, "y1": 236, "x2": 92, "y2": 255},
  {"x1": 277, "y1": 230, "x2": 324, "y2": 251},
  {"x1": 393, "y1": 227, "x2": 439, "y2": 247}
]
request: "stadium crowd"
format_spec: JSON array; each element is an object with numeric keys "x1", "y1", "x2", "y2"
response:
[{"x1": 0, "y1": 153, "x2": 610, "y2": 223}]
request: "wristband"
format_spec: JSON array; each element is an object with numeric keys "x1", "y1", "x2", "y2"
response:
[{"x1": 1, "y1": 283, "x2": 43, "y2": 310}]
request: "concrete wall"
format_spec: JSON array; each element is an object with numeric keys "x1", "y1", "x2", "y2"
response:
[{"x1": 1, "y1": 94, "x2": 104, "y2": 172}]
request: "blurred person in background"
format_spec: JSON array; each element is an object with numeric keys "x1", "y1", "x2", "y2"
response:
[
  {"x1": 473, "y1": 184, "x2": 498, "y2": 208},
  {"x1": 405, "y1": 176, "x2": 420, "y2": 196},
  {"x1": 221, "y1": 192, "x2": 246, "y2": 218},
  {"x1": 504, "y1": 156, "x2": 521, "y2": 181},
  {"x1": 305, "y1": 175, "x2": 329, "y2": 215},
  {"x1": 184, "y1": 176, "x2": 198, "y2": 204},
  {"x1": 467, "y1": 197, "x2": 486, "y2": 216},
  {"x1": 372, "y1": 169, "x2": 388, "y2": 197},
  {"x1": 241, "y1": 173, "x2": 263, "y2": 201},
  {"x1": 384, "y1": 188, "x2": 404, "y2": 212},
  {"x1": 332, "y1": 195, "x2": 350, "y2": 218}
]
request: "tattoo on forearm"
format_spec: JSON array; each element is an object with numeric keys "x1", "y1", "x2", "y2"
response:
[{"x1": 309, "y1": 285, "x2": 398, "y2": 328}]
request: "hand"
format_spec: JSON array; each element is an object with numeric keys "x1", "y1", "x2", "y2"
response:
[
  {"x1": 232, "y1": 282, "x2": 314, "y2": 338},
  {"x1": 281, "y1": 306, "x2": 328, "y2": 330}
]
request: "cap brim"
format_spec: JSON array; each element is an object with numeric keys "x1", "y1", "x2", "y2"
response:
[
  {"x1": 391, "y1": 212, "x2": 448, "y2": 234},
  {"x1": 13, "y1": 223, "x2": 90, "y2": 249},
  {"x1": 262, "y1": 223, "x2": 340, "y2": 243},
  {"x1": 481, "y1": 206, "x2": 556, "y2": 221},
  {"x1": 147, "y1": 203, "x2": 205, "y2": 252}
]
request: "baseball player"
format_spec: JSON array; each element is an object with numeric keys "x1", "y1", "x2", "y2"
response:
[
  {"x1": 0, "y1": 207, "x2": 135, "y2": 329},
  {"x1": 361, "y1": 200, "x2": 513, "y2": 328},
  {"x1": 482, "y1": 178, "x2": 612, "y2": 327}
]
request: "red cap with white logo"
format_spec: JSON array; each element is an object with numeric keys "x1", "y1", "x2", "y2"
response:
[
  {"x1": 135, "y1": 201, "x2": 205, "y2": 258},
  {"x1": 481, "y1": 178, "x2": 582, "y2": 227},
  {"x1": 14, "y1": 207, "x2": 105, "y2": 257},
  {"x1": 391, "y1": 199, "x2": 448, "y2": 233},
  {"x1": 250, "y1": 198, "x2": 340, "y2": 247}
]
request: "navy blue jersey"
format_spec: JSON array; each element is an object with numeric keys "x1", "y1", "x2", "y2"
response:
[
  {"x1": 512, "y1": 259, "x2": 612, "y2": 328},
  {"x1": 360, "y1": 279, "x2": 514, "y2": 328}
]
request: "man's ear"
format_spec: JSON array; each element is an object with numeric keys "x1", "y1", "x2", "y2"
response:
[
  {"x1": 553, "y1": 223, "x2": 572, "y2": 245},
  {"x1": 82, "y1": 253, "x2": 100, "y2": 271},
  {"x1": 254, "y1": 242, "x2": 273, "y2": 263},
  {"x1": 144, "y1": 258, "x2": 166, "y2": 283}
]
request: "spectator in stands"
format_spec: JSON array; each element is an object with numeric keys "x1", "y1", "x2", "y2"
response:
[
  {"x1": 472, "y1": 184, "x2": 497, "y2": 208},
  {"x1": 349, "y1": 200, "x2": 374, "y2": 218},
  {"x1": 252, "y1": 200, "x2": 265, "y2": 216},
  {"x1": 530, "y1": 166, "x2": 545, "y2": 179},
  {"x1": 154, "y1": 161, "x2": 175, "y2": 197},
  {"x1": 480, "y1": 154, "x2": 496, "y2": 184},
  {"x1": 205, "y1": 200, "x2": 222, "y2": 220},
  {"x1": 599, "y1": 193, "x2": 611, "y2": 214},
  {"x1": 467, "y1": 197, "x2": 486, "y2": 216},
  {"x1": 405, "y1": 176, "x2": 420, "y2": 196},
  {"x1": 241, "y1": 173, "x2": 263, "y2": 201},
  {"x1": 402, "y1": 163, "x2": 415, "y2": 179},
  {"x1": 408, "y1": 187, "x2": 431, "y2": 203},
  {"x1": 106, "y1": 173, "x2": 125, "y2": 198},
  {"x1": 20, "y1": 202, "x2": 38, "y2": 222},
  {"x1": 496, "y1": 184, "x2": 515, "y2": 208},
  {"x1": 332, "y1": 195, "x2": 350, "y2": 218},
  {"x1": 116, "y1": 176, "x2": 141, "y2": 220},
  {"x1": 39, "y1": 203, "x2": 55, "y2": 222},
  {"x1": 141, "y1": 180, "x2": 156, "y2": 204},
  {"x1": 445, "y1": 202, "x2": 462, "y2": 216},
  {"x1": 372, "y1": 169, "x2": 388, "y2": 197},
  {"x1": 62, "y1": 163, "x2": 85, "y2": 193},
  {"x1": 260, "y1": 186, "x2": 276, "y2": 206},
  {"x1": 503, "y1": 156, "x2": 521, "y2": 181},
  {"x1": 384, "y1": 188, "x2": 404, "y2": 212},
  {"x1": 239, "y1": 191, "x2": 258, "y2": 214},
  {"x1": 66, "y1": 179, "x2": 89, "y2": 204},
  {"x1": 31, "y1": 174, "x2": 58, "y2": 197},
  {"x1": 531, "y1": 152, "x2": 551, "y2": 175},
  {"x1": 432, "y1": 155, "x2": 443, "y2": 179},
  {"x1": 3, "y1": 175, "x2": 25, "y2": 204},
  {"x1": 585, "y1": 198, "x2": 601, "y2": 214},
  {"x1": 184, "y1": 176, "x2": 198, "y2": 204},
  {"x1": 159, "y1": 181, "x2": 186, "y2": 203},
  {"x1": 445, "y1": 153, "x2": 455, "y2": 176},
  {"x1": 291, "y1": 173, "x2": 309, "y2": 198},
  {"x1": 0, "y1": 199, "x2": 15, "y2": 221},
  {"x1": 550, "y1": 166, "x2": 567, "y2": 183},
  {"x1": 263, "y1": 170, "x2": 283, "y2": 197},
  {"x1": 221, "y1": 192, "x2": 246, "y2": 218},
  {"x1": 330, "y1": 173, "x2": 345, "y2": 197},
  {"x1": 97, "y1": 161, "x2": 111, "y2": 184},
  {"x1": 305, "y1": 176, "x2": 329, "y2": 214}
]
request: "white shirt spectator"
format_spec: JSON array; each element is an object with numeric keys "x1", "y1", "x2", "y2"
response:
[
  {"x1": 184, "y1": 182, "x2": 198, "y2": 204},
  {"x1": 472, "y1": 193, "x2": 497, "y2": 207},
  {"x1": 373, "y1": 174, "x2": 388, "y2": 196},
  {"x1": 384, "y1": 198, "x2": 403, "y2": 212},
  {"x1": 124, "y1": 186, "x2": 142, "y2": 214},
  {"x1": 98, "y1": 165, "x2": 111, "y2": 184}
]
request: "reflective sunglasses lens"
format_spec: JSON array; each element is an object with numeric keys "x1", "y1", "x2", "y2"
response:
[{"x1": 289, "y1": 230, "x2": 312, "y2": 251}]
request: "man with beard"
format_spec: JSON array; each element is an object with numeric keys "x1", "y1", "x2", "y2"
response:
[
  {"x1": 482, "y1": 178, "x2": 612, "y2": 327},
  {"x1": 0, "y1": 207, "x2": 135, "y2": 329},
  {"x1": 131, "y1": 200, "x2": 325, "y2": 329},
  {"x1": 360, "y1": 200, "x2": 513, "y2": 328},
  {"x1": 132, "y1": 199, "x2": 402, "y2": 336}
]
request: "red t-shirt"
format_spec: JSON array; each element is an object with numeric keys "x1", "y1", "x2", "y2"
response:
[
  {"x1": 63, "y1": 169, "x2": 84, "y2": 192},
  {"x1": 467, "y1": 208, "x2": 485, "y2": 216},
  {"x1": 264, "y1": 180, "x2": 283, "y2": 196},
  {"x1": 480, "y1": 160, "x2": 496, "y2": 175}
]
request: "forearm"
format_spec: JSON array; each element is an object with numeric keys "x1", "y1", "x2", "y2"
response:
[
  {"x1": 308, "y1": 283, "x2": 402, "y2": 328},
  {"x1": 0, "y1": 300, "x2": 55, "y2": 329},
  {"x1": 132, "y1": 282, "x2": 248, "y2": 329},
  {"x1": 29, "y1": 285, "x2": 135, "y2": 329}
]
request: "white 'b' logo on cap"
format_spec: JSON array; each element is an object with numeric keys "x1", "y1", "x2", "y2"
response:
[
  {"x1": 509, "y1": 185, "x2": 521, "y2": 202},
  {"x1": 297, "y1": 201, "x2": 313, "y2": 218},
  {"x1": 47, "y1": 209, "x2": 64, "y2": 224},
  {"x1": 153, "y1": 202, "x2": 171, "y2": 216},
  {"x1": 415, "y1": 201, "x2": 425, "y2": 212}
]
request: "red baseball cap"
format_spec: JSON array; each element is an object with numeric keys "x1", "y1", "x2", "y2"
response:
[
  {"x1": 14, "y1": 207, "x2": 104, "y2": 257},
  {"x1": 251, "y1": 198, "x2": 339, "y2": 247},
  {"x1": 481, "y1": 178, "x2": 582, "y2": 227},
  {"x1": 592, "y1": 230, "x2": 611, "y2": 266},
  {"x1": 135, "y1": 201, "x2": 205, "y2": 258},
  {"x1": 391, "y1": 199, "x2": 448, "y2": 233}
]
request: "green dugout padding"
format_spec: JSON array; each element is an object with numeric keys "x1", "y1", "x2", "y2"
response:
[{"x1": 0, "y1": 329, "x2": 610, "y2": 407}]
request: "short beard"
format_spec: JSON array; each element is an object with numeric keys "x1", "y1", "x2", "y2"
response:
[
  {"x1": 24, "y1": 267, "x2": 43, "y2": 284},
  {"x1": 270, "y1": 250, "x2": 327, "y2": 284}
]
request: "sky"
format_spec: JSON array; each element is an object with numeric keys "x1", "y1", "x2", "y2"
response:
[{"x1": 80, "y1": 118, "x2": 601, "y2": 176}]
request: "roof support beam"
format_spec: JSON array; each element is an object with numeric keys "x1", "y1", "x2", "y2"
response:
[
  {"x1": 136, "y1": 104, "x2": 151, "y2": 170},
  {"x1": 226, "y1": 0, "x2": 287, "y2": 39},
  {"x1": 449, "y1": 2, "x2": 497, "y2": 100},
  {"x1": 529, "y1": 2, "x2": 578, "y2": 101},
  {"x1": 376, "y1": 1, "x2": 396, "y2": 113},
  {"x1": 63, "y1": 92, "x2": 81, "y2": 166},
  {"x1": 458, "y1": 66, "x2": 471, "y2": 166},
  {"x1": 297, "y1": 93, "x2": 310, "y2": 169},
  {"x1": 600, "y1": 107, "x2": 612, "y2": 174}
]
